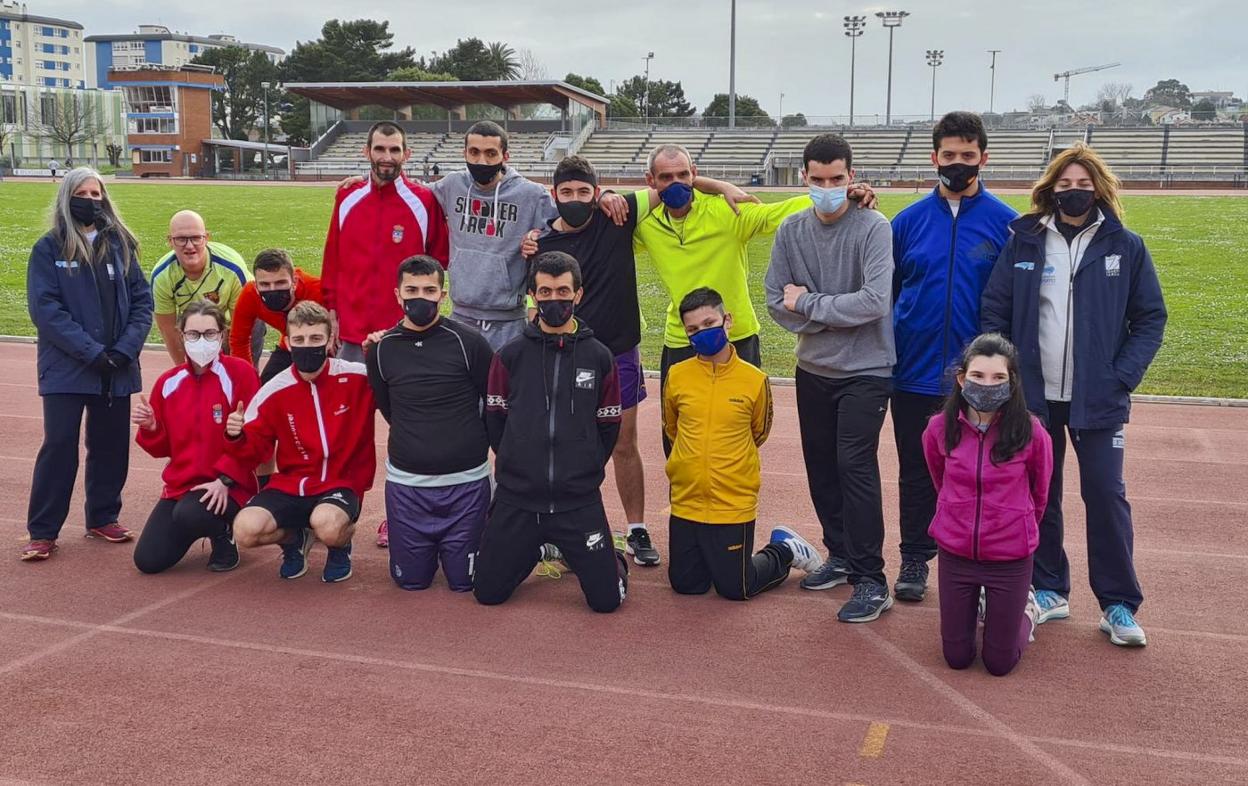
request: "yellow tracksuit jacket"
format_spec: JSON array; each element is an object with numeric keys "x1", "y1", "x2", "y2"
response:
[{"x1": 662, "y1": 347, "x2": 773, "y2": 524}]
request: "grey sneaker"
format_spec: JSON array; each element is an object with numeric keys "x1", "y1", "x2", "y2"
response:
[{"x1": 1099, "y1": 604, "x2": 1147, "y2": 647}]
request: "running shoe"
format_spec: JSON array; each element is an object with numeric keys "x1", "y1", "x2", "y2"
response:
[
  {"x1": 800, "y1": 555, "x2": 850, "y2": 591},
  {"x1": 1033, "y1": 590, "x2": 1070, "y2": 624},
  {"x1": 769, "y1": 526, "x2": 822, "y2": 573},
  {"x1": 978, "y1": 587, "x2": 987, "y2": 624},
  {"x1": 322, "y1": 543, "x2": 353, "y2": 583},
  {"x1": 894, "y1": 558, "x2": 929, "y2": 602},
  {"x1": 838, "y1": 581, "x2": 894, "y2": 623},
  {"x1": 207, "y1": 534, "x2": 240, "y2": 572},
  {"x1": 21, "y1": 539, "x2": 57, "y2": 561},
  {"x1": 536, "y1": 543, "x2": 567, "y2": 579},
  {"x1": 1025, "y1": 588, "x2": 1040, "y2": 642},
  {"x1": 279, "y1": 529, "x2": 314, "y2": 580},
  {"x1": 376, "y1": 519, "x2": 389, "y2": 548},
  {"x1": 85, "y1": 522, "x2": 133, "y2": 543},
  {"x1": 625, "y1": 527, "x2": 661, "y2": 567},
  {"x1": 1099, "y1": 604, "x2": 1147, "y2": 647}
]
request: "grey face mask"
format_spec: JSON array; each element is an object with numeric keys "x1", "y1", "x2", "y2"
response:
[{"x1": 961, "y1": 379, "x2": 1011, "y2": 413}]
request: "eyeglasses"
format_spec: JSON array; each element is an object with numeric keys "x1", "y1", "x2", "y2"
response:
[
  {"x1": 183, "y1": 329, "x2": 222, "y2": 342},
  {"x1": 170, "y1": 235, "x2": 207, "y2": 247}
]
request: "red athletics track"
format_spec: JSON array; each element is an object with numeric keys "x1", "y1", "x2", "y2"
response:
[{"x1": 0, "y1": 341, "x2": 1245, "y2": 785}]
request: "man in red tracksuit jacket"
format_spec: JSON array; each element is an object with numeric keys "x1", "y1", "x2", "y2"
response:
[
  {"x1": 217, "y1": 301, "x2": 377, "y2": 583},
  {"x1": 322, "y1": 121, "x2": 450, "y2": 364}
]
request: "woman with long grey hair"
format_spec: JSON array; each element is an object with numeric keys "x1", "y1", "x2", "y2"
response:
[{"x1": 22, "y1": 167, "x2": 153, "y2": 561}]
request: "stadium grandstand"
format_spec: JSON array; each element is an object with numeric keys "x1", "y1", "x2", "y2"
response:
[{"x1": 281, "y1": 82, "x2": 1248, "y2": 187}]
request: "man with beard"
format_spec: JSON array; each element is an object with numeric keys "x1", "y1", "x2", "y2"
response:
[{"x1": 322, "y1": 121, "x2": 450, "y2": 364}]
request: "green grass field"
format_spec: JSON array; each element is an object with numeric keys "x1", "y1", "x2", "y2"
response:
[{"x1": 1, "y1": 182, "x2": 1245, "y2": 398}]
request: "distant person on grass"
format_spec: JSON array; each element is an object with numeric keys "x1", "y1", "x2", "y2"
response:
[
  {"x1": 218, "y1": 302, "x2": 377, "y2": 583},
  {"x1": 764, "y1": 133, "x2": 897, "y2": 622},
  {"x1": 981, "y1": 142, "x2": 1166, "y2": 647},
  {"x1": 229, "y1": 248, "x2": 325, "y2": 385},
  {"x1": 664, "y1": 287, "x2": 822, "y2": 601},
  {"x1": 365, "y1": 256, "x2": 494, "y2": 592},
  {"x1": 924, "y1": 334, "x2": 1052, "y2": 676},
  {"x1": 888, "y1": 111, "x2": 1018, "y2": 604},
  {"x1": 473, "y1": 252, "x2": 630, "y2": 613},
  {"x1": 23, "y1": 167, "x2": 153, "y2": 561},
  {"x1": 131, "y1": 301, "x2": 260, "y2": 574},
  {"x1": 150, "y1": 210, "x2": 262, "y2": 367}
]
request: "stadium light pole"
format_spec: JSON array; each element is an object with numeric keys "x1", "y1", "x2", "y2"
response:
[
  {"x1": 728, "y1": 0, "x2": 737, "y2": 128},
  {"x1": 261, "y1": 80, "x2": 270, "y2": 180},
  {"x1": 925, "y1": 50, "x2": 943, "y2": 122},
  {"x1": 987, "y1": 49, "x2": 1002, "y2": 115},
  {"x1": 843, "y1": 15, "x2": 865, "y2": 127},
  {"x1": 875, "y1": 10, "x2": 909, "y2": 126},
  {"x1": 643, "y1": 51, "x2": 654, "y2": 121}
]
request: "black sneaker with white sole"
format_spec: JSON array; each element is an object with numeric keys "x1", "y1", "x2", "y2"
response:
[
  {"x1": 893, "y1": 558, "x2": 929, "y2": 602},
  {"x1": 800, "y1": 556, "x2": 850, "y2": 590},
  {"x1": 838, "y1": 580, "x2": 894, "y2": 623},
  {"x1": 626, "y1": 527, "x2": 661, "y2": 567},
  {"x1": 207, "y1": 534, "x2": 240, "y2": 572}
]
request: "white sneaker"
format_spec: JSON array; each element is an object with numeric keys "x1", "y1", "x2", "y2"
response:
[
  {"x1": 1025, "y1": 588, "x2": 1040, "y2": 642},
  {"x1": 769, "y1": 526, "x2": 822, "y2": 573},
  {"x1": 1033, "y1": 590, "x2": 1070, "y2": 624},
  {"x1": 1099, "y1": 604, "x2": 1147, "y2": 647}
]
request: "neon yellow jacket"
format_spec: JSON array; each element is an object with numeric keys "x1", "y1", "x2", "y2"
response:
[
  {"x1": 634, "y1": 193, "x2": 808, "y2": 348},
  {"x1": 663, "y1": 347, "x2": 773, "y2": 524}
]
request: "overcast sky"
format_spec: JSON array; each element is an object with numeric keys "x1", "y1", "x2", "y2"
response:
[{"x1": 53, "y1": 0, "x2": 1248, "y2": 117}]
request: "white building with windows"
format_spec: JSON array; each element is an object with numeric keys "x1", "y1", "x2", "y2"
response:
[
  {"x1": 0, "y1": 1, "x2": 87, "y2": 89},
  {"x1": 0, "y1": 81, "x2": 126, "y2": 168},
  {"x1": 85, "y1": 26, "x2": 283, "y2": 89}
]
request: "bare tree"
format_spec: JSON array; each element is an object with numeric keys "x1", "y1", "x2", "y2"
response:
[
  {"x1": 1027, "y1": 94, "x2": 1048, "y2": 113},
  {"x1": 30, "y1": 92, "x2": 108, "y2": 160},
  {"x1": 1096, "y1": 82, "x2": 1133, "y2": 109},
  {"x1": 105, "y1": 142, "x2": 125, "y2": 168},
  {"x1": 516, "y1": 48, "x2": 547, "y2": 81},
  {"x1": 0, "y1": 125, "x2": 14, "y2": 169}
]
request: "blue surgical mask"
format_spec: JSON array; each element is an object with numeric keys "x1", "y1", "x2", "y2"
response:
[
  {"x1": 660, "y1": 182, "x2": 694, "y2": 210},
  {"x1": 809, "y1": 184, "x2": 847, "y2": 214},
  {"x1": 689, "y1": 325, "x2": 729, "y2": 356}
]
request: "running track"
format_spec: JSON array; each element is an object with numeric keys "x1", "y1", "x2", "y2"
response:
[{"x1": 1, "y1": 342, "x2": 1245, "y2": 785}]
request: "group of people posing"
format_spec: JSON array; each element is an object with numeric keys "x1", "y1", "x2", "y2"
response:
[{"x1": 23, "y1": 110, "x2": 1165, "y2": 675}]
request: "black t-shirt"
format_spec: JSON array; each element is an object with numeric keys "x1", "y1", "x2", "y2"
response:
[
  {"x1": 365, "y1": 318, "x2": 494, "y2": 476},
  {"x1": 535, "y1": 192, "x2": 641, "y2": 356}
]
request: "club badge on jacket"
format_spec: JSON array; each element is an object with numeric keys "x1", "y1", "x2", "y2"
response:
[{"x1": 393, "y1": 225, "x2": 405, "y2": 244}]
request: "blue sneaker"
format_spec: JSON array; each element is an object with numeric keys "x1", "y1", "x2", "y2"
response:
[
  {"x1": 279, "y1": 529, "x2": 314, "y2": 580},
  {"x1": 800, "y1": 555, "x2": 850, "y2": 591},
  {"x1": 837, "y1": 580, "x2": 893, "y2": 623},
  {"x1": 769, "y1": 526, "x2": 822, "y2": 573},
  {"x1": 1099, "y1": 604, "x2": 1146, "y2": 647},
  {"x1": 322, "y1": 543, "x2": 353, "y2": 583},
  {"x1": 1033, "y1": 590, "x2": 1070, "y2": 623}
]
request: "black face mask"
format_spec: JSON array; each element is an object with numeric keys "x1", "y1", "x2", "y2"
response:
[
  {"x1": 937, "y1": 163, "x2": 979, "y2": 194},
  {"x1": 290, "y1": 345, "x2": 327, "y2": 374},
  {"x1": 259, "y1": 288, "x2": 293, "y2": 312},
  {"x1": 402, "y1": 297, "x2": 439, "y2": 327},
  {"x1": 70, "y1": 196, "x2": 104, "y2": 227},
  {"x1": 536, "y1": 298, "x2": 575, "y2": 328},
  {"x1": 556, "y1": 199, "x2": 595, "y2": 228},
  {"x1": 1054, "y1": 188, "x2": 1096, "y2": 217},
  {"x1": 467, "y1": 162, "x2": 503, "y2": 185}
]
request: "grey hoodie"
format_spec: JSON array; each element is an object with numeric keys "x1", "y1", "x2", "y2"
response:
[{"x1": 431, "y1": 167, "x2": 556, "y2": 322}]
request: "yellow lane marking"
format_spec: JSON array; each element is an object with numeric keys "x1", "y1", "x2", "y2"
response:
[{"x1": 859, "y1": 722, "x2": 890, "y2": 758}]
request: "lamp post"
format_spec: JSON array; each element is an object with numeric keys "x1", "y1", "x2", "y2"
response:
[
  {"x1": 778, "y1": 91, "x2": 785, "y2": 126},
  {"x1": 642, "y1": 51, "x2": 654, "y2": 121},
  {"x1": 843, "y1": 15, "x2": 865, "y2": 127},
  {"x1": 261, "y1": 80, "x2": 270, "y2": 180},
  {"x1": 987, "y1": 49, "x2": 1002, "y2": 116},
  {"x1": 728, "y1": 0, "x2": 737, "y2": 128},
  {"x1": 875, "y1": 10, "x2": 909, "y2": 126},
  {"x1": 925, "y1": 49, "x2": 944, "y2": 122}
]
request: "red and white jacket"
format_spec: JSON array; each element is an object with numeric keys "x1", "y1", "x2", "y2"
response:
[
  {"x1": 215, "y1": 358, "x2": 378, "y2": 499},
  {"x1": 321, "y1": 175, "x2": 450, "y2": 344},
  {"x1": 137, "y1": 356, "x2": 261, "y2": 509}
]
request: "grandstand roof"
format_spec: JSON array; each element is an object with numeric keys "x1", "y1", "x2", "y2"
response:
[{"x1": 284, "y1": 80, "x2": 607, "y2": 115}]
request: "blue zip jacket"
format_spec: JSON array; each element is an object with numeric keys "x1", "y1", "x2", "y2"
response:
[
  {"x1": 26, "y1": 228, "x2": 153, "y2": 397},
  {"x1": 891, "y1": 185, "x2": 1017, "y2": 396},
  {"x1": 980, "y1": 206, "x2": 1166, "y2": 430}
]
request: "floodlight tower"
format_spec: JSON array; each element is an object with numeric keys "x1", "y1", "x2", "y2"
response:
[
  {"x1": 876, "y1": 10, "x2": 910, "y2": 126},
  {"x1": 843, "y1": 15, "x2": 866, "y2": 126}
]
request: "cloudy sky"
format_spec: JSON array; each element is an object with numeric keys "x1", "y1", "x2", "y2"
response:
[{"x1": 51, "y1": 0, "x2": 1248, "y2": 117}]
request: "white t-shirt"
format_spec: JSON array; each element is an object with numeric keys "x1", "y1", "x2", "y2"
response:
[{"x1": 947, "y1": 198, "x2": 961, "y2": 218}]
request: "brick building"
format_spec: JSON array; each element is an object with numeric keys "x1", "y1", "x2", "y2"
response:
[{"x1": 109, "y1": 65, "x2": 221, "y2": 177}]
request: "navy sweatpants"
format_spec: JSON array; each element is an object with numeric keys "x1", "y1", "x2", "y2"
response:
[
  {"x1": 1034, "y1": 401, "x2": 1143, "y2": 612},
  {"x1": 385, "y1": 477, "x2": 490, "y2": 592}
]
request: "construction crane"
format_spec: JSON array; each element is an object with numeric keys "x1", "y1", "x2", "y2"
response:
[{"x1": 1053, "y1": 62, "x2": 1121, "y2": 104}]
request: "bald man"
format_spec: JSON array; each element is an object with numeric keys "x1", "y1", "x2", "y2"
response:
[{"x1": 150, "y1": 210, "x2": 262, "y2": 365}]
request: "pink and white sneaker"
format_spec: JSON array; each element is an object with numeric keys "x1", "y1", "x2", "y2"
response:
[
  {"x1": 85, "y1": 523, "x2": 134, "y2": 543},
  {"x1": 376, "y1": 520, "x2": 389, "y2": 548}
]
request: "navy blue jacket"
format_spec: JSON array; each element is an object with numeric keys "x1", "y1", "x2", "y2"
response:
[
  {"x1": 980, "y1": 207, "x2": 1166, "y2": 430},
  {"x1": 891, "y1": 185, "x2": 1017, "y2": 396},
  {"x1": 26, "y1": 229, "x2": 153, "y2": 397}
]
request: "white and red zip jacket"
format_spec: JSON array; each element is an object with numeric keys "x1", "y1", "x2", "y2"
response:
[
  {"x1": 321, "y1": 175, "x2": 450, "y2": 345},
  {"x1": 216, "y1": 358, "x2": 377, "y2": 499}
]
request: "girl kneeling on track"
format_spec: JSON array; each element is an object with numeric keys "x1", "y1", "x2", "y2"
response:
[
  {"x1": 922, "y1": 334, "x2": 1053, "y2": 676},
  {"x1": 132, "y1": 301, "x2": 260, "y2": 574}
]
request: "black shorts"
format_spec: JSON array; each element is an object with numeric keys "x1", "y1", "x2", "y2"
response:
[{"x1": 246, "y1": 487, "x2": 361, "y2": 530}]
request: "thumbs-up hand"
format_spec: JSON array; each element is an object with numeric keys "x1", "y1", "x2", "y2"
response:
[
  {"x1": 226, "y1": 401, "x2": 245, "y2": 438},
  {"x1": 131, "y1": 393, "x2": 156, "y2": 431}
]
